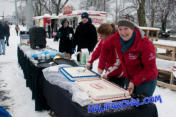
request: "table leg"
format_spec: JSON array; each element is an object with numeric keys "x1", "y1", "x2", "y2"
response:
[
  {"x1": 172, "y1": 48, "x2": 176, "y2": 61},
  {"x1": 170, "y1": 72, "x2": 174, "y2": 85}
]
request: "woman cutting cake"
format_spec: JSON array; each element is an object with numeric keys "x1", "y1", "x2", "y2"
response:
[
  {"x1": 86, "y1": 23, "x2": 116, "y2": 69},
  {"x1": 99, "y1": 19, "x2": 158, "y2": 96},
  {"x1": 86, "y1": 23, "x2": 125, "y2": 87}
]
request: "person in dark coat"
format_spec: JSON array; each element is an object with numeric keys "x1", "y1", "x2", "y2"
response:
[
  {"x1": 15, "y1": 24, "x2": 20, "y2": 36},
  {"x1": 4, "y1": 21, "x2": 10, "y2": 46},
  {"x1": 74, "y1": 12, "x2": 97, "y2": 61},
  {"x1": 56, "y1": 18, "x2": 74, "y2": 54},
  {"x1": 0, "y1": 22, "x2": 6, "y2": 55}
]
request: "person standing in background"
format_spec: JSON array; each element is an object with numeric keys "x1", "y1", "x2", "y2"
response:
[
  {"x1": 15, "y1": 24, "x2": 20, "y2": 36},
  {"x1": 74, "y1": 12, "x2": 97, "y2": 62},
  {"x1": 0, "y1": 22, "x2": 6, "y2": 55},
  {"x1": 4, "y1": 21, "x2": 10, "y2": 46},
  {"x1": 47, "y1": 24, "x2": 51, "y2": 38},
  {"x1": 56, "y1": 18, "x2": 75, "y2": 55}
]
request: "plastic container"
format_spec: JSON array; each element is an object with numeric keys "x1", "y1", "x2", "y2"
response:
[
  {"x1": 80, "y1": 49, "x2": 90, "y2": 65},
  {"x1": 46, "y1": 54, "x2": 50, "y2": 60}
]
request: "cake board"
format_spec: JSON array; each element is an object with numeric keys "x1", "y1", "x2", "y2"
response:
[
  {"x1": 59, "y1": 66, "x2": 100, "y2": 82},
  {"x1": 76, "y1": 79, "x2": 131, "y2": 104}
]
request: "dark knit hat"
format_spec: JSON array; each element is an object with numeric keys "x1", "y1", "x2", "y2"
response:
[
  {"x1": 117, "y1": 19, "x2": 135, "y2": 30},
  {"x1": 61, "y1": 18, "x2": 69, "y2": 25},
  {"x1": 81, "y1": 12, "x2": 89, "y2": 19}
]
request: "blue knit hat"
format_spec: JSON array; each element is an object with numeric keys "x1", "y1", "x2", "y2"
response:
[{"x1": 81, "y1": 12, "x2": 89, "y2": 19}]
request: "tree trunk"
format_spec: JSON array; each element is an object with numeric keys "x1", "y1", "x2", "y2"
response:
[
  {"x1": 35, "y1": 0, "x2": 42, "y2": 16},
  {"x1": 161, "y1": 20, "x2": 166, "y2": 32},
  {"x1": 150, "y1": 8, "x2": 155, "y2": 27},
  {"x1": 137, "y1": 0, "x2": 147, "y2": 26},
  {"x1": 161, "y1": 12, "x2": 169, "y2": 32}
]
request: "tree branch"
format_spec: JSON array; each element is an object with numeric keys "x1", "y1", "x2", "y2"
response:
[{"x1": 59, "y1": 0, "x2": 69, "y2": 12}]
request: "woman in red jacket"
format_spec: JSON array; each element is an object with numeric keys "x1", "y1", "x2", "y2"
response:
[
  {"x1": 86, "y1": 23, "x2": 125, "y2": 86},
  {"x1": 100, "y1": 19, "x2": 158, "y2": 96},
  {"x1": 86, "y1": 23, "x2": 116, "y2": 69}
]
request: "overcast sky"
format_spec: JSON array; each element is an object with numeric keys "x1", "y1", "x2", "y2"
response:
[
  {"x1": 0, "y1": 0, "x2": 15, "y2": 16},
  {"x1": 0, "y1": 0, "x2": 79, "y2": 17}
]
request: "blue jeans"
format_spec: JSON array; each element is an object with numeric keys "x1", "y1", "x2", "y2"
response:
[
  {"x1": 5, "y1": 35, "x2": 9, "y2": 46},
  {"x1": 0, "y1": 39, "x2": 5, "y2": 54},
  {"x1": 124, "y1": 78, "x2": 157, "y2": 96}
]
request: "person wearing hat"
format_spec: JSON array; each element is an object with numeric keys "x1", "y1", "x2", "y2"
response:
[
  {"x1": 74, "y1": 12, "x2": 97, "y2": 61},
  {"x1": 56, "y1": 18, "x2": 74, "y2": 54},
  {"x1": 4, "y1": 21, "x2": 10, "y2": 46},
  {"x1": 0, "y1": 22, "x2": 6, "y2": 55},
  {"x1": 99, "y1": 19, "x2": 158, "y2": 97}
]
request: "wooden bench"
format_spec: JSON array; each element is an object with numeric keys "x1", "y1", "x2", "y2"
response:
[
  {"x1": 140, "y1": 27, "x2": 160, "y2": 41},
  {"x1": 156, "y1": 58, "x2": 176, "y2": 91},
  {"x1": 154, "y1": 40, "x2": 176, "y2": 61},
  {"x1": 155, "y1": 44, "x2": 176, "y2": 61}
]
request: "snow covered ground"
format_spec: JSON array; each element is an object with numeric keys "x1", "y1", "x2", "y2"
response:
[
  {"x1": 0, "y1": 25, "x2": 49, "y2": 117},
  {"x1": 0, "y1": 25, "x2": 176, "y2": 117}
]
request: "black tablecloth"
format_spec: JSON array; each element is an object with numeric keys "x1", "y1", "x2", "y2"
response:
[
  {"x1": 43, "y1": 77, "x2": 158, "y2": 117},
  {"x1": 17, "y1": 46, "x2": 52, "y2": 110},
  {"x1": 17, "y1": 46, "x2": 77, "y2": 111},
  {"x1": 17, "y1": 45, "x2": 158, "y2": 117}
]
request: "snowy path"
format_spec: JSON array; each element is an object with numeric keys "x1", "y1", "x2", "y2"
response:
[
  {"x1": 0, "y1": 25, "x2": 49, "y2": 117},
  {"x1": 0, "y1": 25, "x2": 176, "y2": 117}
]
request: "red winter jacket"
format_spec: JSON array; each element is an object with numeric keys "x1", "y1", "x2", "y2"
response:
[
  {"x1": 87, "y1": 40, "x2": 103, "y2": 65},
  {"x1": 98, "y1": 40, "x2": 124, "y2": 78},
  {"x1": 88, "y1": 39, "x2": 124, "y2": 78},
  {"x1": 100, "y1": 28, "x2": 158, "y2": 86}
]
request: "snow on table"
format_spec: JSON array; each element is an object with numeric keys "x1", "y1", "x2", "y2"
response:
[
  {"x1": 153, "y1": 40, "x2": 176, "y2": 47},
  {"x1": 140, "y1": 26, "x2": 160, "y2": 31},
  {"x1": 156, "y1": 58, "x2": 175, "y2": 71}
]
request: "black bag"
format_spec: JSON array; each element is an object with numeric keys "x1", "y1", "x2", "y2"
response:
[
  {"x1": 29, "y1": 27, "x2": 46, "y2": 49},
  {"x1": 54, "y1": 58, "x2": 78, "y2": 66}
]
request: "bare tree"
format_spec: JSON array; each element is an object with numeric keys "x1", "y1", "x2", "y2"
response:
[
  {"x1": 145, "y1": 0, "x2": 158, "y2": 27},
  {"x1": 32, "y1": 0, "x2": 69, "y2": 15},
  {"x1": 145, "y1": 0, "x2": 176, "y2": 30},
  {"x1": 34, "y1": 0, "x2": 43, "y2": 16},
  {"x1": 156, "y1": 0, "x2": 175, "y2": 31},
  {"x1": 80, "y1": 0, "x2": 113, "y2": 11},
  {"x1": 105, "y1": 0, "x2": 137, "y2": 23},
  {"x1": 17, "y1": 5, "x2": 26, "y2": 24},
  {"x1": 39, "y1": 0, "x2": 52, "y2": 14},
  {"x1": 80, "y1": 0, "x2": 88, "y2": 10},
  {"x1": 50, "y1": 0, "x2": 69, "y2": 15}
]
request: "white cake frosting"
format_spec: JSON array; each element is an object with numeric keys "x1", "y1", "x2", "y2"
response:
[
  {"x1": 76, "y1": 79, "x2": 130, "y2": 103},
  {"x1": 60, "y1": 66, "x2": 99, "y2": 81},
  {"x1": 63, "y1": 67, "x2": 96, "y2": 77}
]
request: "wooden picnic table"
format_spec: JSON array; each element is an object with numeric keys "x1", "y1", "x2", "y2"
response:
[
  {"x1": 156, "y1": 58, "x2": 176, "y2": 91},
  {"x1": 154, "y1": 40, "x2": 176, "y2": 61},
  {"x1": 140, "y1": 26, "x2": 160, "y2": 41}
]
